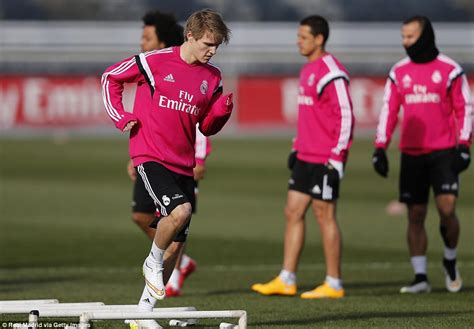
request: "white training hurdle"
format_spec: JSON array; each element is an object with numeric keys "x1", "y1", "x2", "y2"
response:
[
  {"x1": 0, "y1": 299, "x2": 247, "y2": 328},
  {"x1": 0, "y1": 302, "x2": 105, "y2": 312},
  {"x1": 0, "y1": 299, "x2": 59, "y2": 305},
  {"x1": 79, "y1": 310, "x2": 247, "y2": 328}
]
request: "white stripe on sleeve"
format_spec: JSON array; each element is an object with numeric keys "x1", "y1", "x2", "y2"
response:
[
  {"x1": 138, "y1": 53, "x2": 156, "y2": 90},
  {"x1": 317, "y1": 56, "x2": 349, "y2": 95},
  {"x1": 331, "y1": 78, "x2": 352, "y2": 156},
  {"x1": 101, "y1": 57, "x2": 136, "y2": 122},
  {"x1": 459, "y1": 75, "x2": 473, "y2": 141},
  {"x1": 438, "y1": 54, "x2": 463, "y2": 89},
  {"x1": 375, "y1": 79, "x2": 393, "y2": 144}
]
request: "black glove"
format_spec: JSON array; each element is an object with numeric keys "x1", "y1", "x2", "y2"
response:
[
  {"x1": 452, "y1": 145, "x2": 471, "y2": 173},
  {"x1": 372, "y1": 148, "x2": 389, "y2": 177},
  {"x1": 287, "y1": 151, "x2": 297, "y2": 170}
]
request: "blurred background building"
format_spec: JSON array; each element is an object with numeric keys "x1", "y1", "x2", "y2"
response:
[
  {"x1": 2, "y1": 0, "x2": 473, "y2": 21},
  {"x1": 0, "y1": 0, "x2": 473, "y2": 135}
]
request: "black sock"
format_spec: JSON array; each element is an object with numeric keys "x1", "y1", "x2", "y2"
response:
[
  {"x1": 414, "y1": 273, "x2": 428, "y2": 283},
  {"x1": 443, "y1": 258, "x2": 457, "y2": 281}
]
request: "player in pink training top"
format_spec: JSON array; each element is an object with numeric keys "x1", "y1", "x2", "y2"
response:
[
  {"x1": 102, "y1": 8, "x2": 232, "y2": 328},
  {"x1": 373, "y1": 16, "x2": 472, "y2": 294},
  {"x1": 124, "y1": 10, "x2": 210, "y2": 300},
  {"x1": 252, "y1": 15, "x2": 354, "y2": 299},
  {"x1": 127, "y1": 12, "x2": 185, "y2": 240}
]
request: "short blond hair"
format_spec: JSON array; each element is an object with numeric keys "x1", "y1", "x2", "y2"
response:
[{"x1": 184, "y1": 9, "x2": 231, "y2": 44}]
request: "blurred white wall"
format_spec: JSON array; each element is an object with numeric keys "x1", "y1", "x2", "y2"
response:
[{"x1": 1, "y1": 21, "x2": 473, "y2": 75}]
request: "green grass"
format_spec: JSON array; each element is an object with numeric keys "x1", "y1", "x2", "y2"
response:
[{"x1": 0, "y1": 137, "x2": 473, "y2": 328}]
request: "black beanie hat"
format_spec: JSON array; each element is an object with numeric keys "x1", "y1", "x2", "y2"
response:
[{"x1": 404, "y1": 16, "x2": 439, "y2": 63}]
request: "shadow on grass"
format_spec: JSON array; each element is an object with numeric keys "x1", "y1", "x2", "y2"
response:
[
  {"x1": 188, "y1": 288, "x2": 256, "y2": 297},
  {"x1": 193, "y1": 282, "x2": 473, "y2": 299},
  {"x1": 296, "y1": 280, "x2": 407, "y2": 297},
  {"x1": 0, "y1": 276, "x2": 81, "y2": 294},
  {"x1": 344, "y1": 281, "x2": 407, "y2": 289},
  {"x1": 252, "y1": 310, "x2": 473, "y2": 327},
  {"x1": 430, "y1": 285, "x2": 473, "y2": 293},
  {"x1": 0, "y1": 276, "x2": 81, "y2": 286}
]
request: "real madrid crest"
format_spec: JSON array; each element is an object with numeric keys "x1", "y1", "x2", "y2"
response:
[
  {"x1": 431, "y1": 70, "x2": 442, "y2": 84},
  {"x1": 200, "y1": 80, "x2": 208, "y2": 95}
]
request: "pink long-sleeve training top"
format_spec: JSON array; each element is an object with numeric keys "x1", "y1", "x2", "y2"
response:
[
  {"x1": 375, "y1": 54, "x2": 472, "y2": 154},
  {"x1": 294, "y1": 53, "x2": 354, "y2": 164},
  {"x1": 102, "y1": 46, "x2": 231, "y2": 176}
]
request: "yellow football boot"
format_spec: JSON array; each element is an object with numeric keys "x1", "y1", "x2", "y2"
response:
[
  {"x1": 300, "y1": 282, "x2": 344, "y2": 299},
  {"x1": 251, "y1": 276, "x2": 297, "y2": 296}
]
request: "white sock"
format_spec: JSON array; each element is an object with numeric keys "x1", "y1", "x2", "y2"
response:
[
  {"x1": 137, "y1": 286, "x2": 157, "y2": 312},
  {"x1": 168, "y1": 268, "x2": 180, "y2": 289},
  {"x1": 444, "y1": 247, "x2": 457, "y2": 260},
  {"x1": 411, "y1": 256, "x2": 427, "y2": 275},
  {"x1": 150, "y1": 242, "x2": 164, "y2": 265},
  {"x1": 325, "y1": 275, "x2": 343, "y2": 290},
  {"x1": 278, "y1": 269, "x2": 296, "y2": 285},
  {"x1": 180, "y1": 254, "x2": 191, "y2": 270}
]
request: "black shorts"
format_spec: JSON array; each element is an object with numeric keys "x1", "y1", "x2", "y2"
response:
[
  {"x1": 132, "y1": 175, "x2": 198, "y2": 214},
  {"x1": 288, "y1": 158, "x2": 340, "y2": 201},
  {"x1": 399, "y1": 148, "x2": 459, "y2": 204},
  {"x1": 132, "y1": 174, "x2": 156, "y2": 214},
  {"x1": 135, "y1": 162, "x2": 196, "y2": 242}
]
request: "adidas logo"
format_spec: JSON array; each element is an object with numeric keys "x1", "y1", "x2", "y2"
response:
[
  {"x1": 163, "y1": 74, "x2": 175, "y2": 82},
  {"x1": 311, "y1": 185, "x2": 321, "y2": 194}
]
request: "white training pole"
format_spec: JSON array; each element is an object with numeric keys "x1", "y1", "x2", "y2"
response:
[
  {"x1": 79, "y1": 310, "x2": 247, "y2": 329},
  {"x1": 0, "y1": 302, "x2": 105, "y2": 314},
  {"x1": 0, "y1": 299, "x2": 59, "y2": 305}
]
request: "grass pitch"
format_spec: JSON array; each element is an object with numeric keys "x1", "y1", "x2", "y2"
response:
[{"x1": 1, "y1": 137, "x2": 473, "y2": 328}]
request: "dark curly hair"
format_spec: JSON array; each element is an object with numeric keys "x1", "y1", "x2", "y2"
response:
[{"x1": 142, "y1": 10, "x2": 184, "y2": 47}]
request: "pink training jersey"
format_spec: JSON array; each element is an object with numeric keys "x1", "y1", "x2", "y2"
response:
[
  {"x1": 102, "y1": 46, "x2": 231, "y2": 176},
  {"x1": 375, "y1": 54, "x2": 472, "y2": 154},
  {"x1": 294, "y1": 53, "x2": 354, "y2": 164}
]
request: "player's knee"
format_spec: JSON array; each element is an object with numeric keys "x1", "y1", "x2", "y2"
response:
[
  {"x1": 170, "y1": 203, "x2": 192, "y2": 227},
  {"x1": 311, "y1": 201, "x2": 336, "y2": 224},
  {"x1": 314, "y1": 209, "x2": 335, "y2": 226},
  {"x1": 438, "y1": 206, "x2": 456, "y2": 222},
  {"x1": 435, "y1": 194, "x2": 456, "y2": 219},
  {"x1": 315, "y1": 213, "x2": 335, "y2": 226},
  {"x1": 408, "y1": 204, "x2": 427, "y2": 224},
  {"x1": 284, "y1": 206, "x2": 303, "y2": 223},
  {"x1": 131, "y1": 213, "x2": 141, "y2": 225},
  {"x1": 132, "y1": 212, "x2": 154, "y2": 226}
]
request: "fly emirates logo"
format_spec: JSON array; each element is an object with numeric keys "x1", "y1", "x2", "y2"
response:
[
  {"x1": 405, "y1": 84, "x2": 440, "y2": 104},
  {"x1": 158, "y1": 90, "x2": 201, "y2": 116},
  {"x1": 297, "y1": 87, "x2": 314, "y2": 106},
  {"x1": 297, "y1": 94, "x2": 314, "y2": 106}
]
